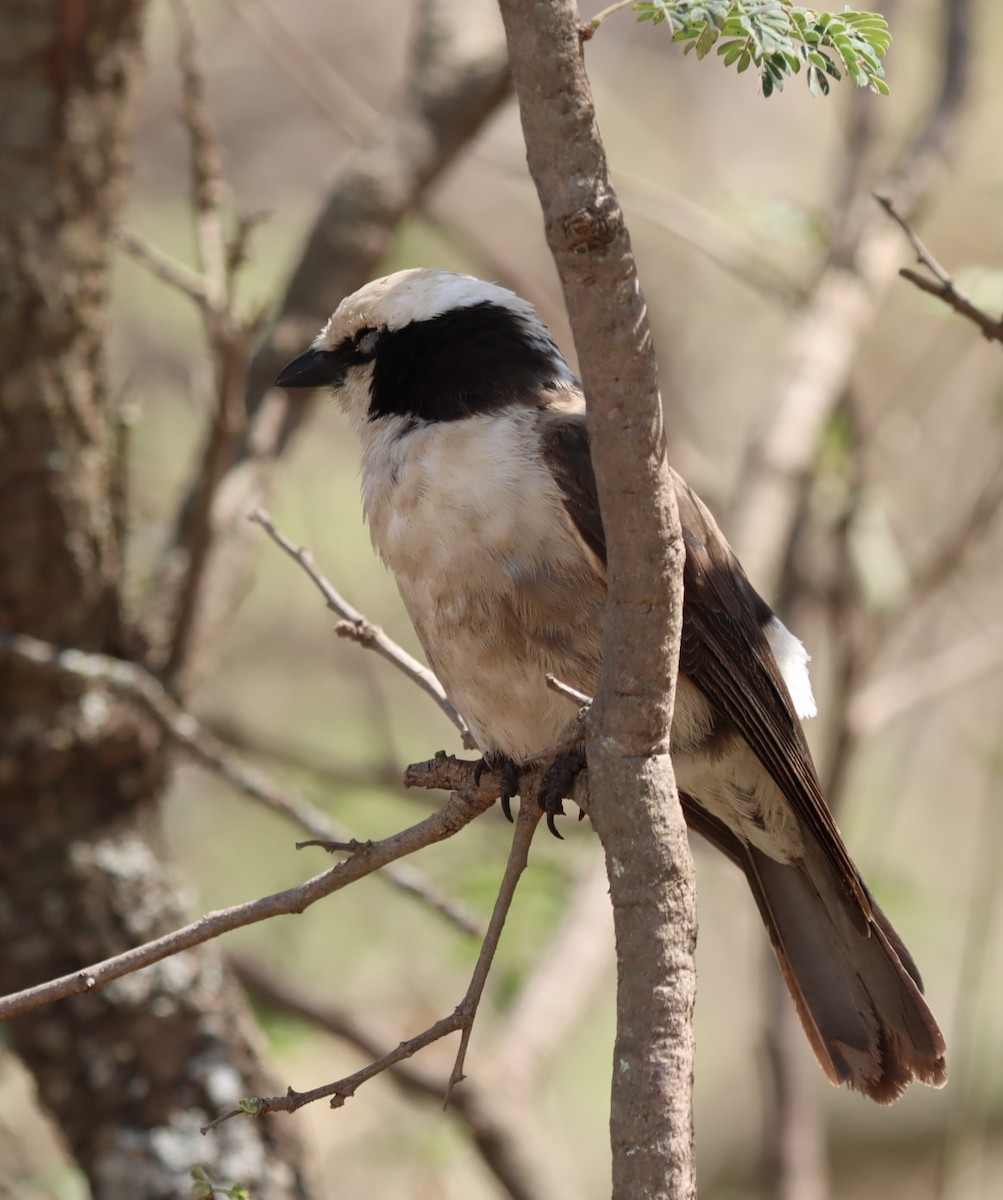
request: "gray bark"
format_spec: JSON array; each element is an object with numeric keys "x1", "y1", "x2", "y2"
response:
[{"x1": 497, "y1": 2, "x2": 697, "y2": 1196}]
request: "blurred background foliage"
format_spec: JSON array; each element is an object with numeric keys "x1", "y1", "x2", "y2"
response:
[{"x1": 3, "y1": 1, "x2": 1002, "y2": 1197}]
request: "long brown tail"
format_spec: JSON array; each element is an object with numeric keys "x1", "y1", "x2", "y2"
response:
[{"x1": 681, "y1": 795, "x2": 947, "y2": 1103}]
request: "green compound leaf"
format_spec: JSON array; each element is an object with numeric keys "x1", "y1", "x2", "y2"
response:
[{"x1": 632, "y1": 1, "x2": 891, "y2": 98}]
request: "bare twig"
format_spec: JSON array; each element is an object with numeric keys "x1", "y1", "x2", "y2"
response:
[
  {"x1": 0, "y1": 629, "x2": 482, "y2": 938},
  {"x1": 0, "y1": 757, "x2": 501, "y2": 1023},
  {"x1": 874, "y1": 193, "x2": 954, "y2": 285},
  {"x1": 490, "y1": 848, "x2": 613, "y2": 1092},
  {"x1": 545, "y1": 674, "x2": 593, "y2": 707},
  {"x1": 876, "y1": 194, "x2": 1003, "y2": 344},
  {"x1": 232, "y1": 954, "x2": 578, "y2": 1200},
  {"x1": 204, "y1": 799, "x2": 542, "y2": 1130},
  {"x1": 225, "y1": 0, "x2": 377, "y2": 142},
  {"x1": 897, "y1": 269, "x2": 1003, "y2": 343},
  {"x1": 445, "y1": 798, "x2": 542, "y2": 1101},
  {"x1": 251, "y1": 509, "x2": 475, "y2": 747},
  {"x1": 582, "y1": 0, "x2": 635, "y2": 39},
  {"x1": 174, "y1": 0, "x2": 227, "y2": 314},
  {"x1": 113, "y1": 224, "x2": 209, "y2": 306}
]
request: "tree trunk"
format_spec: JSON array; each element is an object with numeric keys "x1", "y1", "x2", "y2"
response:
[{"x1": 0, "y1": 4, "x2": 311, "y2": 1195}]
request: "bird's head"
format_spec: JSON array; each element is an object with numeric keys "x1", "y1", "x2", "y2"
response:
[{"x1": 276, "y1": 268, "x2": 576, "y2": 430}]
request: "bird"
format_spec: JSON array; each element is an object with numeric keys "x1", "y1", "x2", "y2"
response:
[{"x1": 277, "y1": 267, "x2": 947, "y2": 1104}]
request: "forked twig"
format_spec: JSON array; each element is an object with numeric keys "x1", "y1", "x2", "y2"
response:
[
  {"x1": 0, "y1": 754, "x2": 503, "y2": 1023},
  {"x1": 202, "y1": 798, "x2": 542, "y2": 1130},
  {"x1": 876, "y1": 194, "x2": 1003, "y2": 345},
  {"x1": 113, "y1": 225, "x2": 209, "y2": 306}
]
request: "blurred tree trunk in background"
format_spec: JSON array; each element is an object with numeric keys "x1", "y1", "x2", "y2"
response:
[{"x1": 0, "y1": 4, "x2": 311, "y2": 1196}]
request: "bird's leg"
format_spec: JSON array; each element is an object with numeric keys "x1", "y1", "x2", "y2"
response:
[
  {"x1": 537, "y1": 747, "x2": 587, "y2": 839},
  {"x1": 473, "y1": 754, "x2": 522, "y2": 822}
]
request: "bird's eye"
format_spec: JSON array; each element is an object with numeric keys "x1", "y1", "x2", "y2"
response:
[{"x1": 355, "y1": 328, "x2": 380, "y2": 357}]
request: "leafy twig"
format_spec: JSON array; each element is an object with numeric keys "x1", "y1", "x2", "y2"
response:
[{"x1": 591, "y1": 2, "x2": 892, "y2": 97}]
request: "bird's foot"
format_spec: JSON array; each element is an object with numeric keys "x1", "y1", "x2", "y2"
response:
[
  {"x1": 537, "y1": 748, "x2": 587, "y2": 839},
  {"x1": 474, "y1": 755, "x2": 522, "y2": 822}
]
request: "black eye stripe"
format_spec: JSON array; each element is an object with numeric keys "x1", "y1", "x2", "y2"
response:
[
  {"x1": 333, "y1": 327, "x2": 380, "y2": 367},
  {"x1": 366, "y1": 302, "x2": 571, "y2": 423}
]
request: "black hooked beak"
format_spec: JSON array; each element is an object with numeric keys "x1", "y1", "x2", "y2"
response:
[{"x1": 275, "y1": 347, "x2": 346, "y2": 389}]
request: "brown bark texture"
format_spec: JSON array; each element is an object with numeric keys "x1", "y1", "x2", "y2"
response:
[
  {"x1": 0, "y1": 4, "x2": 310, "y2": 1195},
  {"x1": 497, "y1": 2, "x2": 696, "y2": 1197}
]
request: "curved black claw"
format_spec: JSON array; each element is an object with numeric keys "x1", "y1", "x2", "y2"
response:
[
  {"x1": 475, "y1": 756, "x2": 522, "y2": 823},
  {"x1": 537, "y1": 749, "x2": 586, "y2": 840},
  {"x1": 499, "y1": 759, "x2": 522, "y2": 822}
]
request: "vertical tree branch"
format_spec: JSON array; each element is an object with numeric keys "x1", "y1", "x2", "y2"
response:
[{"x1": 497, "y1": 3, "x2": 695, "y2": 1197}]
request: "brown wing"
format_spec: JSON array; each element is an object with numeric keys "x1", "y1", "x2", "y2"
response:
[{"x1": 540, "y1": 410, "x2": 868, "y2": 917}]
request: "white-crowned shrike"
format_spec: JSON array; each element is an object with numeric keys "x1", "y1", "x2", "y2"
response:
[{"x1": 278, "y1": 268, "x2": 946, "y2": 1103}]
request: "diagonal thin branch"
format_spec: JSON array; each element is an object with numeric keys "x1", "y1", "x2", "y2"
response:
[
  {"x1": 232, "y1": 953, "x2": 579, "y2": 1200},
  {"x1": 203, "y1": 798, "x2": 542, "y2": 1129},
  {"x1": 0, "y1": 756, "x2": 504, "y2": 1023},
  {"x1": 876, "y1": 194, "x2": 1003, "y2": 344},
  {"x1": 490, "y1": 847, "x2": 613, "y2": 1093},
  {"x1": 0, "y1": 629, "x2": 482, "y2": 938},
  {"x1": 252, "y1": 509, "x2": 475, "y2": 747},
  {"x1": 113, "y1": 224, "x2": 209, "y2": 306},
  {"x1": 225, "y1": 0, "x2": 377, "y2": 142}
]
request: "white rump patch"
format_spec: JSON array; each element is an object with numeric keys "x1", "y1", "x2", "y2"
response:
[{"x1": 764, "y1": 616, "x2": 817, "y2": 719}]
